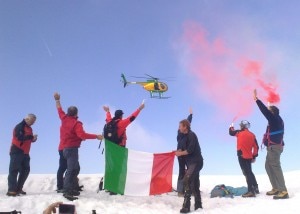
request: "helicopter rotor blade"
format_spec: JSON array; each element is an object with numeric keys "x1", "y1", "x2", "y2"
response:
[
  {"x1": 158, "y1": 77, "x2": 176, "y2": 81},
  {"x1": 145, "y1": 74, "x2": 159, "y2": 80},
  {"x1": 130, "y1": 74, "x2": 175, "y2": 81},
  {"x1": 130, "y1": 76, "x2": 151, "y2": 79}
]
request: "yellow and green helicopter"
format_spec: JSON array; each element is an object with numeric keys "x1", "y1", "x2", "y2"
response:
[{"x1": 121, "y1": 73, "x2": 170, "y2": 99}]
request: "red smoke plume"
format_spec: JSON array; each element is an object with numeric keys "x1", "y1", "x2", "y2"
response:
[
  {"x1": 240, "y1": 60, "x2": 280, "y2": 103},
  {"x1": 180, "y1": 22, "x2": 281, "y2": 120}
]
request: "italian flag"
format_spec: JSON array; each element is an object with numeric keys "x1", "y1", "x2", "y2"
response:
[{"x1": 104, "y1": 140, "x2": 175, "y2": 196}]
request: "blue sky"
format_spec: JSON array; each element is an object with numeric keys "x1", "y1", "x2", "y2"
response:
[{"x1": 0, "y1": 0, "x2": 299, "y2": 175}]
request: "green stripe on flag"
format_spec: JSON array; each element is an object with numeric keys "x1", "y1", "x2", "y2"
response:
[{"x1": 104, "y1": 140, "x2": 128, "y2": 194}]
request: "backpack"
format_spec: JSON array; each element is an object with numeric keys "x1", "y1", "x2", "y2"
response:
[
  {"x1": 210, "y1": 184, "x2": 233, "y2": 198},
  {"x1": 103, "y1": 119, "x2": 121, "y2": 144}
]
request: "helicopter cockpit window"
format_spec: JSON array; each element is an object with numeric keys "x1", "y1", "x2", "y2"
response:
[{"x1": 160, "y1": 83, "x2": 166, "y2": 90}]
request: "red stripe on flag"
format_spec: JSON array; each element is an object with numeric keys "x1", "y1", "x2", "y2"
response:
[{"x1": 149, "y1": 152, "x2": 175, "y2": 195}]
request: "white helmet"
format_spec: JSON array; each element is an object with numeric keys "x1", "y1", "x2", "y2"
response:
[{"x1": 240, "y1": 120, "x2": 250, "y2": 129}]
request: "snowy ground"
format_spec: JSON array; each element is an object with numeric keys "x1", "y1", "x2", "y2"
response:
[{"x1": 0, "y1": 171, "x2": 299, "y2": 214}]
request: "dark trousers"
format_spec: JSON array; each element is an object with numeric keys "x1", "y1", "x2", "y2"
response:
[
  {"x1": 57, "y1": 150, "x2": 67, "y2": 190},
  {"x1": 238, "y1": 157, "x2": 258, "y2": 192},
  {"x1": 177, "y1": 157, "x2": 186, "y2": 194},
  {"x1": 8, "y1": 153, "x2": 30, "y2": 192},
  {"x1": 183, "y1": 159, "x2": 203, "y2": 206},
  {"x1": 63, "y1": 148, "x2": 80, "y2": 192}
]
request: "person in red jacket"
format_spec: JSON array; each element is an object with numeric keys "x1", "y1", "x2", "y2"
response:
[
  {"x1": 54, "y1": 93, "x2": 103, "y2": 200},
  {"x1": 229, "y1": 120, "x2": 259, "y2": 198},
  {"x1": 7, "y1": 114, "x2": 37, "y2": 196},
  {"x1": 103, "y1": 103, "x2": 145, "y2": 147}
]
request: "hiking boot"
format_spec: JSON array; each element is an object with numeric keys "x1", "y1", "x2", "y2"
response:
[
  {"x1": 242, "y1": 192, "x2": 256, "y2": 198},
  {"x1": 109, "y1": 191, "x2": 117, "y2": 195},
  {"x1": 273, "y1": 191, "x2": 289, "y2": 200},
  {"x1": 180, "y1": 196, "x2": 191, "y2": 213},
  {"x1": 180, "y1": 207, "x2": 190, "y2": 213},
  {"x1": 77, "y1": 185, "x2": 84, "y2": 192},
  {"x1": 63, "y1": 193, "x2": 78, "y2": 201},
  {"x1": 194, "y1": 202, "x2": 203, "y2": 210},
  {"x1": 71, "y1": 190, "x2": 80, "y2": 196},
  {"x1": 252, "y1": 185, "x2": 260, "y2": 194},
  {"x1": 56, "y1": 189, "x2": 64, "y2": 193},
  {"x1": 266, "y1": 189, "x2": 279, "y2": 196},
  {"x1": 6, "y1": 191, "x2": 18, "y2": 197},
  {"x1": 17, "y1": 190, "x2": 26, "y2": 195}
]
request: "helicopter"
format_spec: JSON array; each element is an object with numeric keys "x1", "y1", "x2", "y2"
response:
[{"x1": 121, "y1": 73, "x2": 170, "y2": 99}]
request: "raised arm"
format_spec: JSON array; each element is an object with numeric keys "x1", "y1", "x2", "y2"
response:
[
  {"x1": 229, "y1": 127, "x2": 239, "y2": 136},
  {"x1": 187, "y1": 107, "x2": 193, "y2": 123},
  {"x1": 253, "y1": 89, "x2": 274, "y2": 122},
  {"x1": 54, "y1": 92, "x2": 62, "y2": 108},
  {"x1": 119, "y1": 103, "x2": 145, "y2": 128},
  {"x1": 103, "y1": 106, "x2": 112, "y2": 123},
  {"x1": 54, "y1": 92, "x2": 66, "y2": 119}
]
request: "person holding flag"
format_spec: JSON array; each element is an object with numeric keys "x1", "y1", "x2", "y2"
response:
[
  {"x1": 175, "y1": 119, "x2": 203, "y2": 213},
  {"x1": 103, "y1": 101, "x2": 145, "y2": 147},
  {"x1": 54, "y1": 92, "x2": 103, "y2": 200},
  {"x1": 176, "y1": 108, "x2": 193, "y2": 197}
]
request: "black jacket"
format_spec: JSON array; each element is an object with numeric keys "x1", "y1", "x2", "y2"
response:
[
  {"x1": 256, "y1": 100, "x2": 284, "y2": 145},
  {"x1": 181, "y1": 130, "x2": 203, "y2": 165}
]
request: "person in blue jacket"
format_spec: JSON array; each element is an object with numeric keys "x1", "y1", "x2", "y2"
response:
[
  {"x1": 254, "y1": 89, "x2": 289, "y2": 200},
  {"x1": 176, "y1": 108, "x2": 193, "y2": 197}
]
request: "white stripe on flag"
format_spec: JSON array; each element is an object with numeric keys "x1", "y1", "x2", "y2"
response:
[{"x1": 124, "y1": 149, "x2": 154, "y2": 196}]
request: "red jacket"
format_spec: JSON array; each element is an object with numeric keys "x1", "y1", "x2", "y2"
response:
[
  {"x1": 229, "y1": 128, "x2": 259, "y2": 159},
  {"x1": 11, "y1": 120, "x2": 35, "y2": 155},
  {"x1": 58, "y1": 107, "x2": 97, "y2": 149},
  {"x1": 106, "y1": 109, "x2": 141, "y2": 147}
]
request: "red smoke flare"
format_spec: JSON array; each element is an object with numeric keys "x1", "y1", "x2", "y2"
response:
[
  {"x1": 240, "y1": 60, "x2": 280, "y2": 103},
  {"x1": 180, "y1": 22, "x2": 281, "y2": 120}
]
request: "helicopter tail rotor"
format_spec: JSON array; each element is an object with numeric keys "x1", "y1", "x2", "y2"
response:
[{"x1": 121, "y1": 73, "x2": 128, "y2": 88}]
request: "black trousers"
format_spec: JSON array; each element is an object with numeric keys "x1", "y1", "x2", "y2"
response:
[
  {"x1": 63, "y1": 148, "x2": 80, "y2": 192},
  {"x1": 183, "y1": 159, "x2": 203, "y2": 204},
  {"x1": 57, "y1": 150, "x2": 67, "y2": 190},
  {"x1": 238, "y1": 157, "x2": 258, "y2": 192},
  {"x1": 8, "y1": 152, "x2": 30, "y2": 192},
  {"x1": 177, "y1": 157, "x2": 186, "y2": 193}
]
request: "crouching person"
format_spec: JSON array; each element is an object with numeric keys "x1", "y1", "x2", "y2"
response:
[{"x1": 175, "y1": 119, "x2": 204, "y2": 213}]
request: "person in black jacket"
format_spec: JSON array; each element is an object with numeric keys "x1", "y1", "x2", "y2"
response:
[
  {"x1": 176, "y1": 108, "x2": 193, "y2": 197},
  {"x1": 175, "y1": 119, "x2": 203, "y2": 213},
  {"x1": 254, "y1": 89, "x2": 289, "y2": 200}
]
